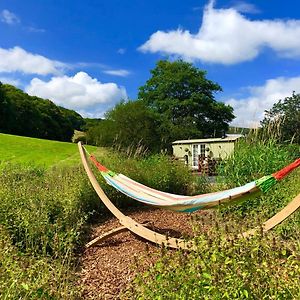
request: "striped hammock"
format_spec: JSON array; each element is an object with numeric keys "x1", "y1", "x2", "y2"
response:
[{"x1": 88, "y1": 153, "x2": 300, "y2": 213}]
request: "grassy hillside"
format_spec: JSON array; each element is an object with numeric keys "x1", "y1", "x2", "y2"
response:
[{"x1": 0, "y1": 133, "x2": 98, "y2": 168}]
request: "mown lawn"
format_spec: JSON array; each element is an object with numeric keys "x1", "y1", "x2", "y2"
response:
[{"x1": 0, "y1": 133, "x2": 101, "y2": 168}]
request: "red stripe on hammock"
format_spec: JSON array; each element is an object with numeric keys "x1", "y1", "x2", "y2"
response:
[
  {"x1": 90, "y1": 155, "x2": 109, "y2": 172},
  {"x1": 273, "y1": 158, "x2": 300, "y2": 181}
]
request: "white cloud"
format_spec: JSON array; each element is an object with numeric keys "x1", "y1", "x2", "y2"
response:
[
  {"x1": 26, "y1": 26, "x2": 46, "y2": 33},
  {"x1": 0, "y1": 9, "x2": 20, "y2": 25},
  {"x1": 103, "y1": 69, "x2": 130, "y2": 77},
  {"x1": 232, "y1": 1, "x2": 260, "y2": 14},
  {"x1": 117, "y1": 48, "x2": 126, "y2": 54},
  {"x1": 139, "y1": 1, "x2": 300, "y2": 64},
  {"x1": 0, "y1": 46, "x2": 65, "y2": 75},
  {"x1": 225, "y1": 76, "x2": 300, "y2": 127},
  {"x1": 25, "y1": 72, "x2": 127, "y2": 116}
]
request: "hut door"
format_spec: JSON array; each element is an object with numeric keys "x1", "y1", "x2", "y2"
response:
[{"x1": 192, "y1": 144, "x2": 206, "y2": 169}]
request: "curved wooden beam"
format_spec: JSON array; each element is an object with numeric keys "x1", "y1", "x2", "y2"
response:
[
  {"x1": 241, "y1": 193, "x2": 300, "y2": 238},
  {"x1": 78, "y1": 142, "x2": 300, "y2": 249},
  {"x1": 86, "y1": 226, "x2": 127, "y2": 248},
  {"x1": 78, "y1": 142, "x2": 196, "y2": 250}
]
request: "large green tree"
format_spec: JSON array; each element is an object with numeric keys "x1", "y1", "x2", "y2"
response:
[
  {"x1": 138, "y1": 60, "x2": 235, "y2": 147},
  {"x1": 261, "y1": 92, "x2": 300, "y2": 143},
  {"x1": 87, "y1": 100, "x2": 159, "y2": 151}
]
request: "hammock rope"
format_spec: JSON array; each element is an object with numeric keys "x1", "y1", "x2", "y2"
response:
[{"x1": 87, "y1": 147, "x2": 300, "y2": 213}]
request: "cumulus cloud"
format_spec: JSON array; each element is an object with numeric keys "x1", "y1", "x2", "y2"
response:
[
  {"x1": 26, "y1": 72, "x2": 127, "y2": 117},
  {"x1": 0, "y1": 46, "x2": 65, "y2": 75},
  {"x1": 139, "y1": 1, "x2": 300, "y2": 64},
  {"x1": 225, "y1": 76, "x2": 300, "y2": 127},
  {"x1": 0, "y1": 9, "x2": 20, "y2": 25},
  {"x1": 103, "y1": 69, "x2": 130, "y2": 77}
]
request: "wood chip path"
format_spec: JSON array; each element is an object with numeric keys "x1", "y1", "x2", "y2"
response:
[{"x1": 77, "y1": 207, "x2": 206, "y2": 299}]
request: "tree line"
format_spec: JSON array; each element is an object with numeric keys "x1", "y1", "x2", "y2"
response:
[
  {"x1": 0, "y1": 82, "x2": 84, "y2": 141},
  {"x1": 1, "y1": 59, "x2": 298, "y2": 148}
]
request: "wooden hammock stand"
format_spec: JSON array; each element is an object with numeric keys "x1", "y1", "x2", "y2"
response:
[{"x1": 78, "y1": 142, "x2": 300, "y2": 250}]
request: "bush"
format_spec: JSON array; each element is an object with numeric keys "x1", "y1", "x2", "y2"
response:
[
  {"x1": 0, "y1": 164, "x2": 101, "y2": 257},
  {"x1": 217, "y1": 137, "x2": 299, "y2": 186},
  {"x1": 126, "y1": 228, "x2": 300, "y2": 299},
  {"x1": 216, "y1": 133, "x2": 300, "y2": 223},
  {"x1": 0, "y1": 227, "x2": 77, "y2": 299}
]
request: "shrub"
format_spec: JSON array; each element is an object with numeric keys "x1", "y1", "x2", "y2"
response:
[
  {"x1": 216, "y1": 133, "x2": 300, "y2": 224},
  {"x1": 127, "y1": 229, "x2": 300, "y2": 300},
  {"x1": 0, "y1": 226, "x2": 78, "y2": 299},
  {"x1": 0, "y1": 164, "x2": 100, "y2": 299},
  {"x1": 217, "y1": 137, "x2": 299, "y2": 186},
  {"x1": 0, "y1": 164, "x2": 100, "y2": 257}
]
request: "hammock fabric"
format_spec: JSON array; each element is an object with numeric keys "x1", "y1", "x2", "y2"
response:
[{"x1": 89, "y1": 154, "x2": 300, "y2": 213}]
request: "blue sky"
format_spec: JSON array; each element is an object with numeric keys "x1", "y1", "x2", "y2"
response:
[{"x1": 1, "y1": 0, "x2": 300, "y2": 127}]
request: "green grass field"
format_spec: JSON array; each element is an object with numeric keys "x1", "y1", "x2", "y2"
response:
[{"x1": 0, "y1": 133, "x2": 99, "y2": 168}]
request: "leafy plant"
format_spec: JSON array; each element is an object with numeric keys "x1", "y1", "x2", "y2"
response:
[
  {"x1": 261, "y1": 91, "x2": 300, "y2": 143},
  {"x1": 126, "y1": 229, "x2": 300, "y2": 300}
]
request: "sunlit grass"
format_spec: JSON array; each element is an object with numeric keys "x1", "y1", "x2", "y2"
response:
[{"x1": 0, "y1": 133, "x2": 101, "y2": 168}]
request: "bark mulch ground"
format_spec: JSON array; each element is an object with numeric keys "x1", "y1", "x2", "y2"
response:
[{"x1": 77, "y1": 206, "x2": 208, "y2": 299}]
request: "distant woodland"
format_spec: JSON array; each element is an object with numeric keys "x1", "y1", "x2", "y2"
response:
[{"x1": 0, "y1": 82, "x2": 86, "y2": 142}]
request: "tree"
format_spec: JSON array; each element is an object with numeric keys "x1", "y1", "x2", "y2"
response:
[
  {"x1": 261, "y1": 92, "x2": 300, "y2": 143},
  {"x1": 87, "y1": 100, "x2": 159, "y2": 151},
  {"x1": 59, "y1": 107, "x2": 85, "y2": 131},
  {"x1": 82, "y1": 118, "x2": 103, "y2": 131},
  {"x1": 0, "y1": 82, "x2": 14, "y2": 133},
  {"x1": 138, "y1": 60, "x2": 234, "y2": 147}
]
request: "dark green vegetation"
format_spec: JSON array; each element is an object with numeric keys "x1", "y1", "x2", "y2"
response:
[
  {"x1": 87, "y1": 60, "x2": 235, "y2": 152},
  {"x1": 217, "y1": 133, "x2": 300, "y2": 237},
  {"x1": 262, "y1": 91, "x2": 300, "y2": 143},
  {"x1": 218, "y1": 135, "x2": 299, "y2": 187},
  {"x1": 81, "y1": 117, "x2": 103, "y2": 131},
  {"x1": 0, "y1": 133, "x2": 193, "y2": 299},
  {"x1": 87, "y1": 100, "x2": 159, "y2": 152},
  {"x1": 0, "y1": 82, "x2": 84, "y2": 141},
  {"x1": 125, "y1": 133, "x2": 300, "y2": 299}
]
